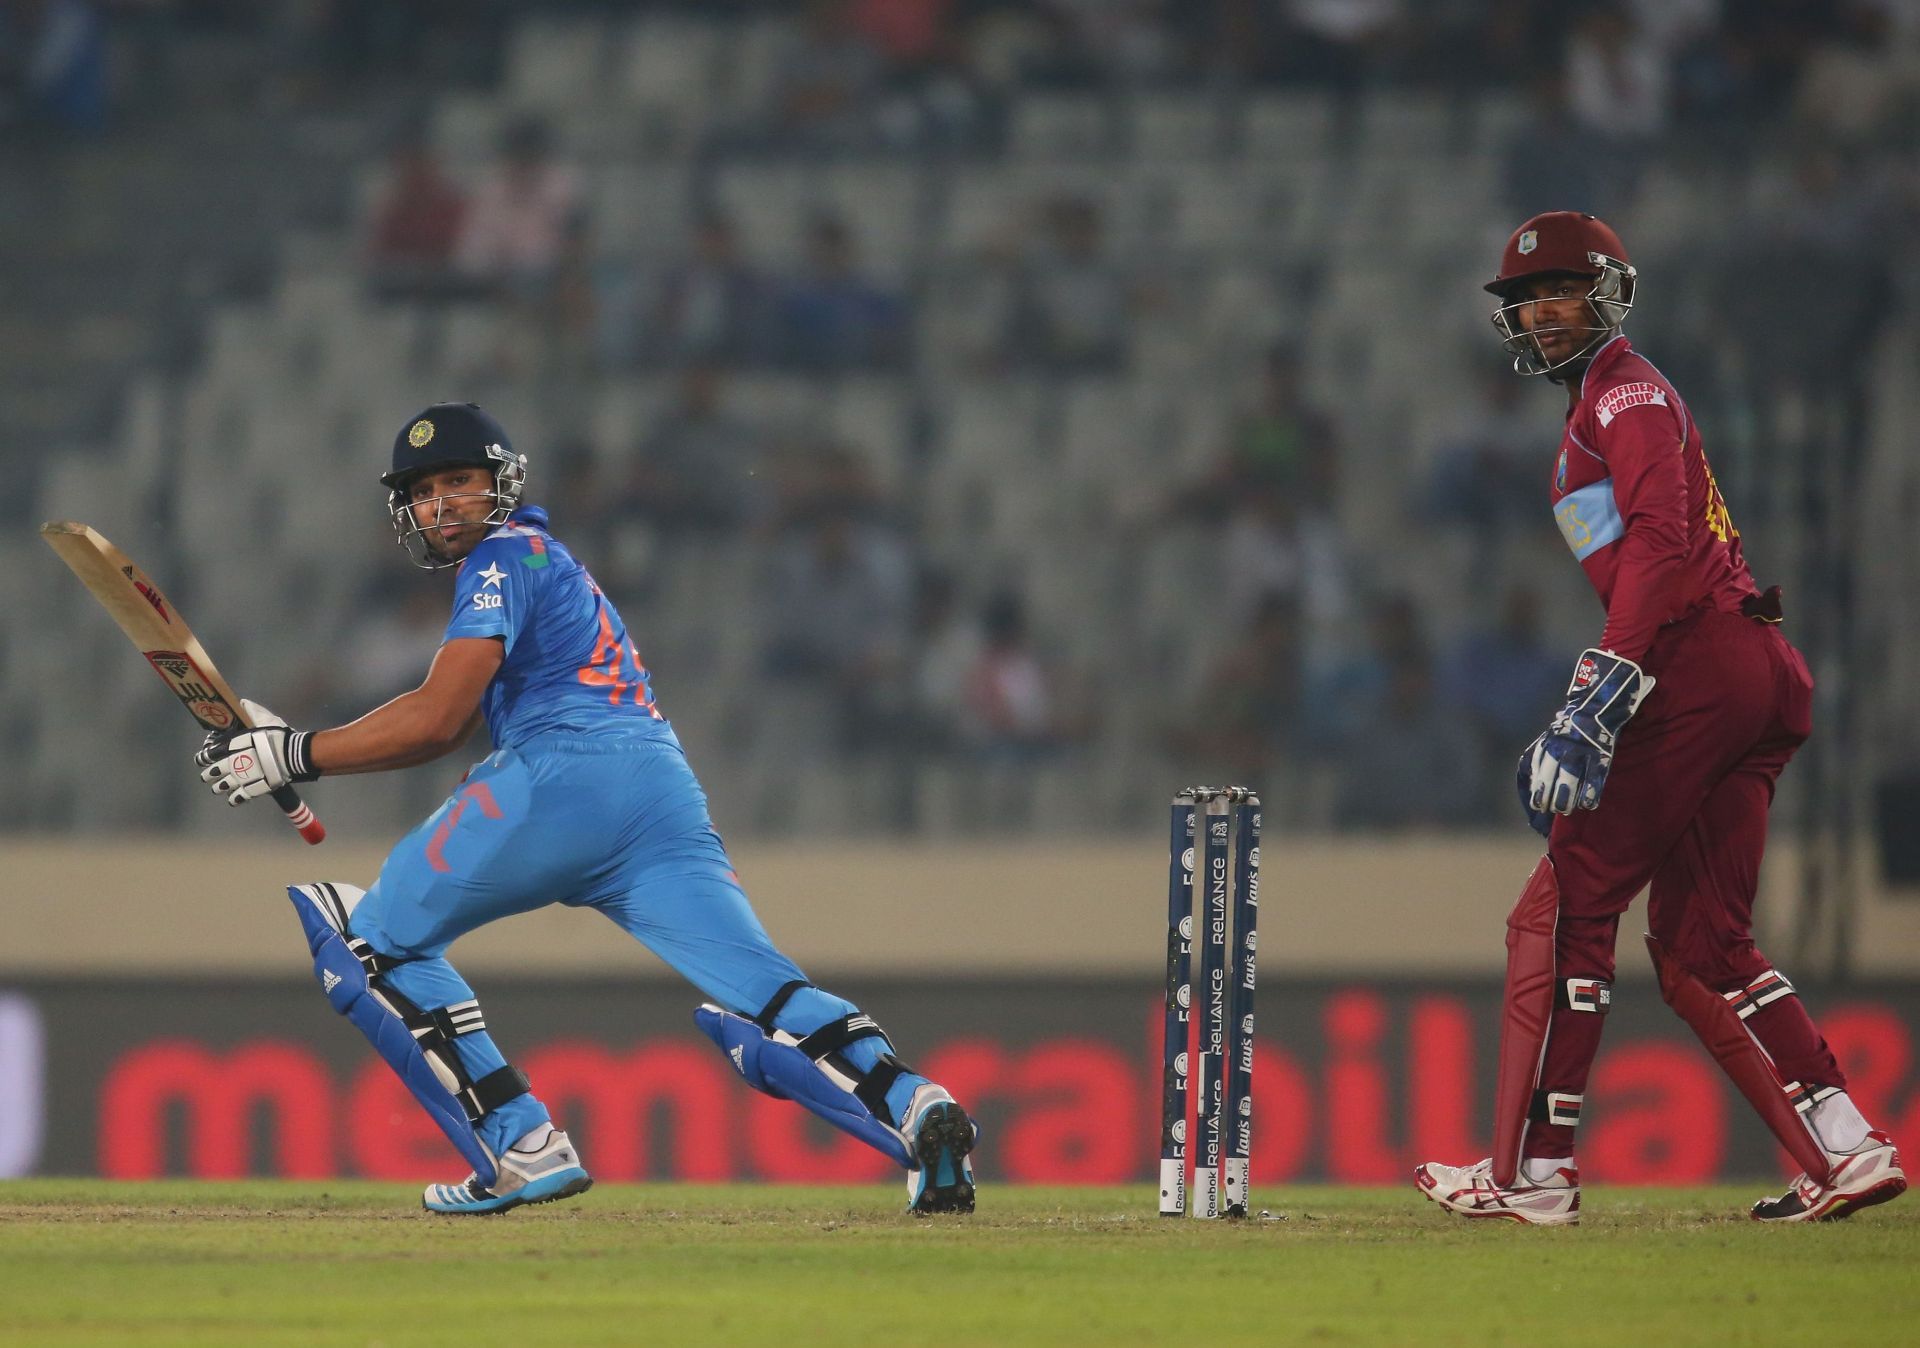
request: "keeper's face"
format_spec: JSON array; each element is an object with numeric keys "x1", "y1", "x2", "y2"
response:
[
  {"x1": 406, "y1": 466, "x2": 497, "y2": 562},
  {"x1": 1508, "y1": 275, "x2": 1597, "y2": 364}
]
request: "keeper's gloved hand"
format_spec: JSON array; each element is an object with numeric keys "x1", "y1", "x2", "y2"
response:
[
  {"x1": 1520, "y1": 648, "x2": 1655, "y2": 830},
  {"x1": 195, "y1": 698, "x2": 319, "y2": 806},
  {"x1": 1515, "y1": 743, "x2": 1554, "y2": 838}
]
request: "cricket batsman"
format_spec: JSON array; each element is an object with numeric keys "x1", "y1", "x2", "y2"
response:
[
  {"x1": 1415, "y1": 212, "x2": 1906, "y2": 1225},
  {"x1": 193, "y1": 402, "x2": 978, "y2": 1215}
]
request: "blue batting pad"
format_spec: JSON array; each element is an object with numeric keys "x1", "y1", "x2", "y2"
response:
[
  {"x1": 695, "y1": 1004, "x2": 911, "y2": 1168},
  {"x1": 288, "y1": 884, "x2": 499, "y2": 1186}
]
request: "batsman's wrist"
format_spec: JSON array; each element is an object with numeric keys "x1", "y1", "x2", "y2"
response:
[{"x1": 286, "y1": 730, "x2": 320, "y2": 782}]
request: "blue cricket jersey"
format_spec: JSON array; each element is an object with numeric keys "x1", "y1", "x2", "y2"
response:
[{"x1": 442, "y1": 505, "x2": 674, "y2": 749}]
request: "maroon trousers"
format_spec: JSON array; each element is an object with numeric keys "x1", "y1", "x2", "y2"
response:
[{"x1": 1526, "y1": 608, "x2": 1843, "y2": 1159}]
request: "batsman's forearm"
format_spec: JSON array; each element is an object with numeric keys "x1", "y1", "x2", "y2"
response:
[{"x1": 307, "y1": 690, "x2": 476, "y2": 774}]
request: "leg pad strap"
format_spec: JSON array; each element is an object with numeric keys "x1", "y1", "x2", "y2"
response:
[
  {"x1": 1530, "y1": 1090, "x2": 1583, "y2": 1127},
  {"x1": 289, "y1": 884, "x2": 517, "y2": 1184},
  {"x1": 697, "y1": 1001, "x2": 913, "y2": 1168}
]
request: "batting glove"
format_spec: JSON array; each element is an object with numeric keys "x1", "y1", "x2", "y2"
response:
[
  {"x1": 196, "y1": 698, "x2": 319, "y2": 806},
  {"x1": 1523, "y1": 649, "x2": 1655, "y2": 824}
]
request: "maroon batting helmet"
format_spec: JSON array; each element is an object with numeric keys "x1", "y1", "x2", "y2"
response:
[
  {"x1": 1486, "y1": 211, "x2": 1631, "y2": 295},
  {"x1": 1487, "y1": 212, "x2": 1637, "y2": 377}
]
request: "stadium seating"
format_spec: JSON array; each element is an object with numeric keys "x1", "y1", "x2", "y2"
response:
[{"x1": 19, "y1": 7, "x2": 1914, "y2": 841}]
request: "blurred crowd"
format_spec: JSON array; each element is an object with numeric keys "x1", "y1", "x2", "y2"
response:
[
  {"x1": 14, "y1": 0, "x2": 1920, "y2": 833},
  {"x1": 12, "y1": 1, "x2": 1920, "y2": 143}
]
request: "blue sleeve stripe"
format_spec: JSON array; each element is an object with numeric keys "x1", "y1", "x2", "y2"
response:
[{"x1": 1553, "y1": 478, "x2": 1624, "y2": 561}]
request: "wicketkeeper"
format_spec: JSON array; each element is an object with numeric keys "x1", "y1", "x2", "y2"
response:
[
  {"x1": 1416, "y1": 212, "x2": 1906, "y2": 1225},
  {"x1": 194, "y1": 403, "x2": 978, "y2": 1215}
]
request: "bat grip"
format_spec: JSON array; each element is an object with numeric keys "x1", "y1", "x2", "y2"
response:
[{"x1": 269, "y1": 785, "x2": 327, "y2": 845}]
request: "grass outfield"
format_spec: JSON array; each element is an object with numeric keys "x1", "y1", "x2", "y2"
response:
[{"x1": 1, "y1": 1182, "x2": 1914, "y2": 1346}]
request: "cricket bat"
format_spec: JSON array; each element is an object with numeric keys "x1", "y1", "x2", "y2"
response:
[{"x1": 39, "y1": 521, "x2": 326, "y2": 844}]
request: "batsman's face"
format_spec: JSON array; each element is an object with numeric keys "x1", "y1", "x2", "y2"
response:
[
  {"x1": 407, "y1": 466, "x2": 497, "y2": 562},
  {"x1": 1510, "y1": 276, "x2": 1596, "y2": 362}
]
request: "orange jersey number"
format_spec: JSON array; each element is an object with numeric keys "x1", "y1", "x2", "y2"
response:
[{"x1": 577, "y1": 587, "x2": 659, "y2": 715}]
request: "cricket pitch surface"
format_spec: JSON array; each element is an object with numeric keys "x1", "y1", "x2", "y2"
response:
[{"x1": 3, "y1": 1182, "x2": 1913, "y2": 1346}]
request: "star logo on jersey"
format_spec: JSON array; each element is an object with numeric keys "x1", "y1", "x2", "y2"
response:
[{"x1": 477, "y1": 562, "x2": 506, "y2": 590}]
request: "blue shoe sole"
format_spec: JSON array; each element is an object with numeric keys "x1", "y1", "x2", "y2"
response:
[
  {"x1": 909, "y1": 1103, "x2": 977, "y2": 1215},
  {"x1": 424, "y1": 1168, "x2": 593, "y2": 1216}
]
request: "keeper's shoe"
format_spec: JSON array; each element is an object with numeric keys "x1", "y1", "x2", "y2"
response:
[
  {"x1": 1751, "y1": 1130, "x2": 1906, "y2": 1223},
  {"x1": 1414, "y1": 1157, "x2": 1580, "y2": 1227},
  {"x1": 423, "y1": 1126, "x2": 592, "y2": 1216},
  {"x1": 903, "y1": 1086, "x2": 978, "y2": 1215}
]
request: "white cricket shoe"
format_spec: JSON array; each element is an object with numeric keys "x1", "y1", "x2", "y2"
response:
[
  {"x1": 423, "y1": 1125, "x2": 592, "y2": 1216},
  {"x1": 1751, "y1": 1130, "x2": 1906, "y2": 1223},
  {"x1": 1415, "y1": 1157, "x2": 1580, "y2": 1226}
]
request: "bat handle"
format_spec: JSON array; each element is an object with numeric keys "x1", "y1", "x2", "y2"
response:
[{"x1": 270, "y1": 786, "x2": 327, "y2": 845}]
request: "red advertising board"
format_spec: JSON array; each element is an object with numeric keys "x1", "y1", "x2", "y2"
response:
[{"x1": 3, "y1": 980, "x2": 1915, "y2": 1183}]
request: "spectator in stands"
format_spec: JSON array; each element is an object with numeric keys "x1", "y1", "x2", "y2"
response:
[
  {"x1": 908, "y1": 567, "x2": 979, "y2": 753},
  {"x1": 1428, "y1": 364, "x2": 1548, "y2": 589},
  {"x1": 1000, "y1": 196, "x2": 1131, "y2": 374},
  {"x1": 958, "y1": 588, "x2": 1085, "y2": 759},
  {"x1": 766, "y1": 0, "x2": 887, "y2": 150},
  {"x1": 0, "y1": 0, "x2": 106, "y2": 134},
  {"x1": 760, "y1": 504, "x2": 916, "y2": 750},
  {"x1": 1791, "y1": 2, "x2": 1910, "y2": 150},
  {"x1": 1219, "y1": 342, "x2": 1340, "y2": 513},
  {"x1": 1179, "y1": 590, "x2": 1306, "y2": 782},
  {"x1": 1564, "y1": 3, "x2": 1668, "y2": 187},
  {"x1": 454, "y1": 115, "x2": 583, "y2": 296},
  {"x1": 473, "y1": 217, "x2": 606, "y2": 385},
  {"x1": 1169, "y1": 346, "x2": 1341, "y2": 522},
  {"x1": 361, "y1": 130, "x2": 468, "y2": 302},
  {"x1": 843, "y1": 0, "x2": 993, "y2": 151},
  {"x1": 850, "y1": 0, "x2": 956, "y2": 66},
  {"x1": 534, "y1": 217, "x2": 605, "y2": 379},
  {"x1": 622, "y1": 365, "x2": 770, "y2": 534},
  {"x1": 1304, "y1": 591, "x2": 1428, "y2": 755},
  {"x1": 1218, "y1": 481, "x2": 1353, "y2": 649},
  {"x1": 1028, "y1": 0, "x2": 1186, "y2": 86},
  {"x1": 1267, "y1": 0, "x2": 1408, "y2": 89},
  {"x1": 1500, "y1": 73, "x2": 1615, "y2": 220},
  {"x1": 639, "y1": 209, "x2": 777, "y2": 369},
  {"x1": 294, "y1": 583, "x2": 448, "y2": 730},
  {"x1": 1156, "y1": 345, "x2": 1350, "y2": 639},
  {"x1": 1729, "y1": 142, "x2": 1891, "y2": 389},
  {"x1": 1333, "y1": 651, "x2": 1484, "y2": 830},
  {"x1": 780, "y1": 214, "x2": 909, "y2": 371},
  {"x1": 1710, "y1": 2, "x2": 1853, "y2": 128},
  {"x1": 1435, "y1": 584, "x2": 1566, "y2": 819}
]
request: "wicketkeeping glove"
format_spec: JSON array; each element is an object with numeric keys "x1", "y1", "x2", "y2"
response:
[
  {"x1": 1520, "y1": 648, "x2": 1656, "y2": 831},
  {"x1": 196, "y1": 698, "x2": 319, "y2": 806}
]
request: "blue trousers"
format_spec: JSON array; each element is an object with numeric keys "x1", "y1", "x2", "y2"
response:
[{"x1": 349, "y1": 732, "x2": 922, "y2": 1161}]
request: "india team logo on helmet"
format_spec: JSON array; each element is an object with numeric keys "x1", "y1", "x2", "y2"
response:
[
  {"x1": 1518, "y1": 230, "x2": 1538, "y2": 255},
  {"x1": 382, "y1": 402, "x2": 527, "y2": 571}
]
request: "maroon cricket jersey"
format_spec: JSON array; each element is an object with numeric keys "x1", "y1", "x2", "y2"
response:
[{"x1": 1548, "y1": 335, "x2": 1760, "y2": 662}]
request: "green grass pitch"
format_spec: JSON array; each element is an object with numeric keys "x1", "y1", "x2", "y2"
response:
[{"x1": 2, "y1": 1182, "x2": 1914, "y2": 1346}]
